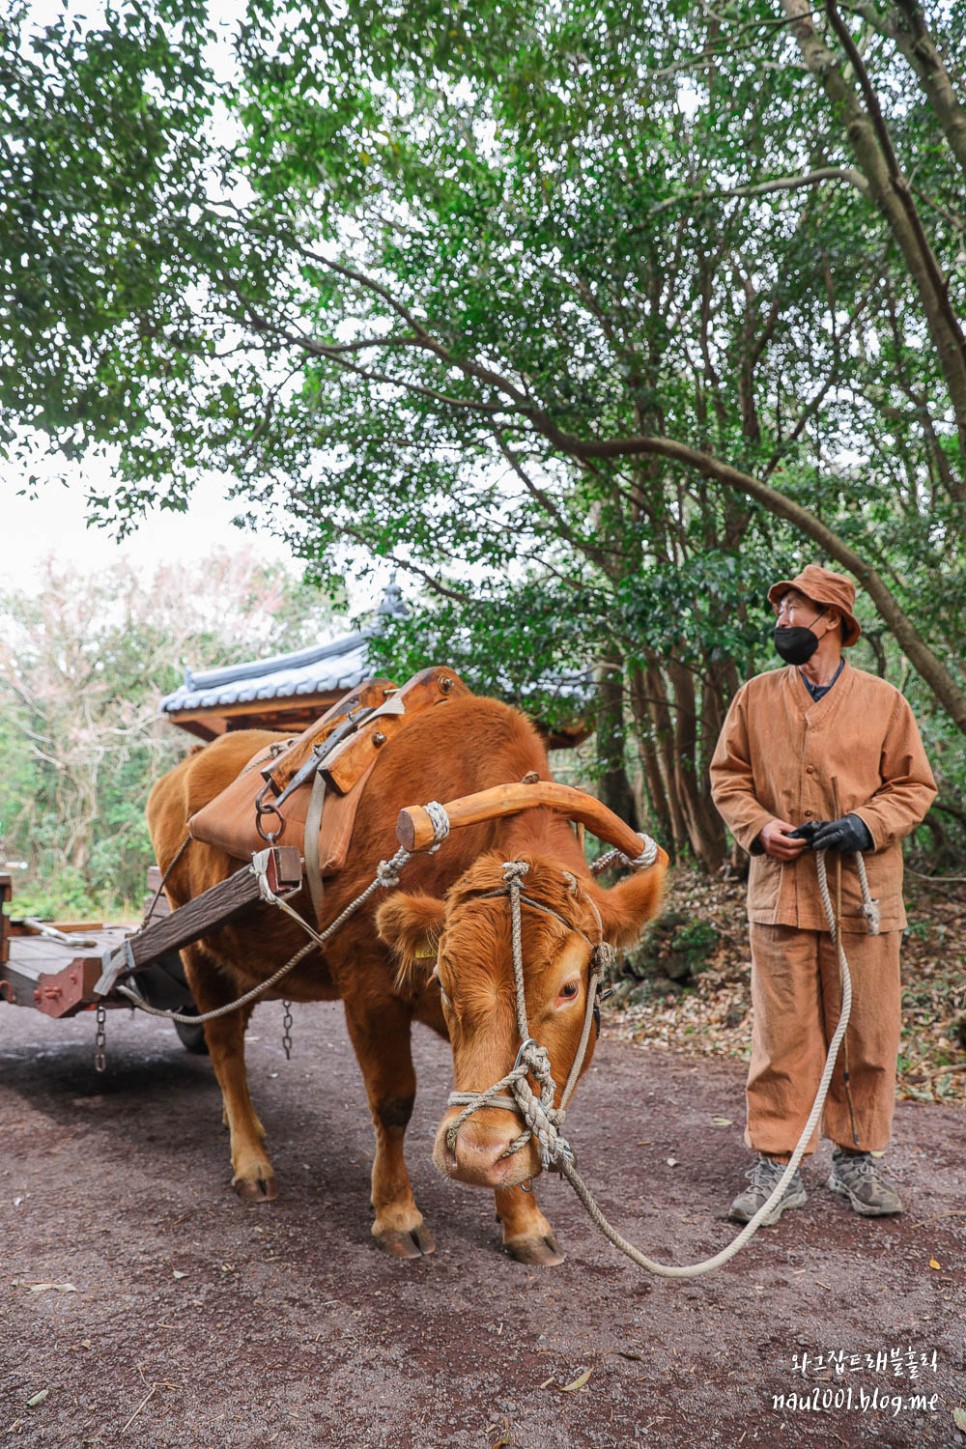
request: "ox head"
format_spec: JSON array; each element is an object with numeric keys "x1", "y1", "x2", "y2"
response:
[{"x1": 377, "y1": 848, "x2": 666, "y2": 1189}]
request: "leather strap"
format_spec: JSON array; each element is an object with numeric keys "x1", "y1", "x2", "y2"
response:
[{"x1": 303, "y1": 769, "x2": 327, "y2": 922}]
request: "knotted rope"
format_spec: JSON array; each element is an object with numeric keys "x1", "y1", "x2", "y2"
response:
[
  {"x1": 591, "y1": 832, "x2": 661, "y2": 875},
  {"x1": 117, "y1": 817, "x2": 446, "y2": 1028},
  {"x1": 445, "y1": 860, "x2": 606, "y2": 1172},
  {"x1": 550, "y1": 845, "x2": 877, "y2": 1278}
]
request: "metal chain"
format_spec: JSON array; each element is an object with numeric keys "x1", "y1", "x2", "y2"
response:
[
  {"x1": 281, "y1": 1001, "x2": 293, "y2": 1060},
  {"x1": 94, "y1": 1003, "x2": 107, "y2": 1073}
]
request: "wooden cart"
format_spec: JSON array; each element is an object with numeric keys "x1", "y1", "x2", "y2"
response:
[{"x1": 0, "y1": 848, "x2": 302, "y2": 1055}]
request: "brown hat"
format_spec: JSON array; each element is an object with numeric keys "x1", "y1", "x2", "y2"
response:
[{"x1": 767, "y1": 564, "x2": 862, "y2": 646}]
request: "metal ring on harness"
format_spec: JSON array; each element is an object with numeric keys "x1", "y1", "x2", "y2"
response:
[
  {"x1": 513, "y1": 1036, "x2": 539, "y2": 1073},
  {"x1": 254, "y1": 789, "x2": 286, "y2": 843}
]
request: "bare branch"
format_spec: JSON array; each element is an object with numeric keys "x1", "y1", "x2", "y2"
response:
[{"x1": 634, "y1": 168, "x2": 868, "y2": 231}]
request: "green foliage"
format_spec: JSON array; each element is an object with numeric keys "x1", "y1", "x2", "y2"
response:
[
  {"x1": 2, "y1": 0, "x2": 965, "y2": 869},
  {"x1": 0, "y1": 552, "x2": 343, "y2": 915},
  {"x1": 627, "y1": 909, "x2": 720, "y2": 988}
]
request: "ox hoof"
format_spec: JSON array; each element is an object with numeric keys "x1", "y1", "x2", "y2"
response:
[
  {"x1": 373, "y1": 1223, "x2": 437, "y2": 1259},
  {"x1": 504, "y1": 1231, "x2": 566, "y2": 1266},
  {"x1": 234, "y1": 1174, "x2": 278, "y2": 1203}
]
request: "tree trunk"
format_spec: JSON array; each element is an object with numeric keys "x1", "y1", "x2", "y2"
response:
[
  {"x1": 667, "y1": 660, "x2": 728, "y2": 873},
  {"x1": 782, "y1": 0, "x2": 966, "y2": 469},
  {"x1": 594, "y1": 664, "x2": 640, "y2": 833},
  {"x1": 628, "y1": 664, "x2": 676, "y2": 853},
  {"x1": 629, "y1": 662, "x2": 688, "y2": 856},
  {"x1": 887, "y1": 1, "x2": 966, "y2": 179}
]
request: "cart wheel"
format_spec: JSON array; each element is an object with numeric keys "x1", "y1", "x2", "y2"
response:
[{"x1": 174, "y1": 1012, "x2": 209, "y2": 1055}]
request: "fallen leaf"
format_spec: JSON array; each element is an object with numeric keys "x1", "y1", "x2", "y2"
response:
[
  {"x1": 17, "y1": 1282, "x2": 76, "y2": 1294},
  {"x1": 556, "y1": 1366, "x2": 594, "y2": 1393},
  {"x1": 929, "y1": 1258, "x2": 941, "y2": 1270},
  {"x1": 26, "y1": 1391, "x2": 49, "y2": 1408},
  {"x1": 954, "y1": 1407, "x2": 966, "y2": 1431},
  {"x1": 172, "y1": 1270, "x2": 188, "y2": 1280},
  {"x1": 666, "y1": 1157, "x2": 679, "y2": 1168},
  {"x1": 711, "y1": 1117, "x2": 733, "y2": 1127}
]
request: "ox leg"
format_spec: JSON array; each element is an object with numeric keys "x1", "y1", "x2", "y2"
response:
[
  {"x1": 343, "y1": 998, "x2": 435, "y2": 1260},
  {"x1": 182, "y1": 946, "x2": 277, "y2": 1203},
  {"x1": 494, "y1": 1184, "x2": 566, "y2": 1266}
]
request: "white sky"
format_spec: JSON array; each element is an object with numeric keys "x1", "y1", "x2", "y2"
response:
[{"x1": 0, "y1": 466, "x2": 295, "y2": 595}]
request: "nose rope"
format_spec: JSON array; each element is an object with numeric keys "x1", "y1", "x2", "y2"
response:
[{"x1": 445, "y1": 860, "x2": 604, "y2": 1172}]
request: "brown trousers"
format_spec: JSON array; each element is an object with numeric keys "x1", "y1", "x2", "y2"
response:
[{"x1": 746, "y1": 924, "x2": 902, "y2": 1157}]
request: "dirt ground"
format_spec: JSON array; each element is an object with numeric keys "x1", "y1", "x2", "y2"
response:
[{"x1": 2, "y1": 996, "x2": 964, "y2": 1449}]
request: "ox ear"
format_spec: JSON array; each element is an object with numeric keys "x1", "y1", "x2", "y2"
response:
[
  {"x1": 376, "y1": 891, "x2": 447, "y2": 997},
  {"x1": 590, "y1": 860, "x2": 668, "y2": 950}
]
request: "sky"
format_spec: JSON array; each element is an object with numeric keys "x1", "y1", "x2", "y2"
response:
[{"x1": 1, "y1": 466, "x2": 295, "y2": 596}]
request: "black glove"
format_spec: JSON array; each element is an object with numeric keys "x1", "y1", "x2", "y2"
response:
[
  {"x1": 788, "y1": 820, "x2": 824, "y2": 847},
  {"x1": 809, "y1": 813, "x2": 873, "y2": 854}
]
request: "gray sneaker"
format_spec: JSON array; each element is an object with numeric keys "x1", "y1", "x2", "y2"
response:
[
  {"x1": 828, "y1": 1149, "x2": 903, "y2": 1216},
  {"x1": 729, "y1": 1155, "x2": 808, "y2": 1226}
]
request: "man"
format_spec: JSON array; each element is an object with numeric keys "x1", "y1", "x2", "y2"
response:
[{"x1": 709, "y1": 564, "x2": 936, "y2": 1225}]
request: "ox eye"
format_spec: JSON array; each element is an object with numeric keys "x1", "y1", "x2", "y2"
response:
[{"x1": 558, "y1": 980, "x2": 580, "y2": 1002}]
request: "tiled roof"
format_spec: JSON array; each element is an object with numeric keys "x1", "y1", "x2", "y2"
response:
[
  {"x1": 157, "y1": 581, "x2": 592, "y2": 736},
  {"x1": 158, "y1": 583, "x2": 404, "y2": 718},
  {"x1": 158, "y1": 634, "x2": 373, "y2": 716}
]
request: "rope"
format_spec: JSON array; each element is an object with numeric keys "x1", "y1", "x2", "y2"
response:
[
  {"x1": 116, "y1": 940, "x2": 319, "y2": 1024},
  {"x1": 555, "y1": 846, "x2": 870, "y2": 1277},
  {"x1": 444, "y1": 861, "x2": 605, "y2": 1173},
  {"x1": 591, "y1": 832, "x2": 660, "y2": 876},
  {"x1": 422, "y1": 801, "x2": 451, "y2": 852},
  {"x1": 118, "y1": 845, "x2": 416, "y2": 1027},
  {"x1": 854, "y1": 852, "x2": 880, "y2": 934},
  {"x1": 140, "y1": 834, "x2": 191, "y2": 928}
]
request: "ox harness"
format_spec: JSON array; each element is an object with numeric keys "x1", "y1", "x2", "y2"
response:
[{"x1": 443, "y1": 859, "x2": 625, "y2": 1173}]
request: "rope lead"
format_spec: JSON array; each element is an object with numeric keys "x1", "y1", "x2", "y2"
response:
[{"x1": 554, "y1": 845, "x2": 877, "y2": 1278}]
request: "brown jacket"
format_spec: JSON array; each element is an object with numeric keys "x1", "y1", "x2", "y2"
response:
[{"x1": 710, "y1": 663, "x2": 936, "y2": 933}]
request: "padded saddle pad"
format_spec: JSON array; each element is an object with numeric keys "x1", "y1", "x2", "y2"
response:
[{"x1": 187, "y1": 667, "x2": 469, "y2": 873}]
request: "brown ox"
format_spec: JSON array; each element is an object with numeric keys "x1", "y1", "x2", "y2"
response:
[{"x1": 147, "y1": 693, "x2": 666, "y2": 1265}]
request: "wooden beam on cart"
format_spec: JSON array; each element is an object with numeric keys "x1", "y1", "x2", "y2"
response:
[{"x1": 94, "y1": 846, "x2": 303, "y2": 998}]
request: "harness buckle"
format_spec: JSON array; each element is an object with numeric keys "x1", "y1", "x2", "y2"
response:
[{"x1": 512, "y1": 1036, "x2": 538, "y2": 1073}]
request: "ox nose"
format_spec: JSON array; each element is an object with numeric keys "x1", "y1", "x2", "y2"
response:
[{"x1": 432, "y1": 1107, "x2": 539, "y2": 1187}]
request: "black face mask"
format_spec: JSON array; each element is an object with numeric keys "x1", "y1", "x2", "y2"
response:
[{"x1": 774, "y1": 625, "x2": 820, "y2": 665}]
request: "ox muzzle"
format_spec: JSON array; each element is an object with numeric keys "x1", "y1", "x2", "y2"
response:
[{"x1": 433, "y1": 861, "x2": 611, "y2": 1189}]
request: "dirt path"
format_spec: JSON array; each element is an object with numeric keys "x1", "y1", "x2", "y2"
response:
[{"x1": 2, "y1": 1000, "x2": 963, "y2": 1448}]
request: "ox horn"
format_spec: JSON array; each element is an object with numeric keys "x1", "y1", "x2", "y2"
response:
[{"x1": 396, "y1": 781, "x2": 667, "y2": 867}]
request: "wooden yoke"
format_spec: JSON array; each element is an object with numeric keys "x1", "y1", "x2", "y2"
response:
[{"x1": 396, "y1": 782, "x2": 668, "y2": 866}]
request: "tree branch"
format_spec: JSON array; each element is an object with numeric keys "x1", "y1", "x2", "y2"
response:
[
  {"x1": 635, "y1": 167, "x2": 868, "y2": 230},
  {"x1": 503, "y1": 417, "x2": 966, "y2": 732}
]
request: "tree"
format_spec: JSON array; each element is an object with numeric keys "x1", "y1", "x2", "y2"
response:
[
  {"x1": 0, "y1": 551, "x2": 339, "y2": 910},
  {"x1": 3, "y1": 1, "x2": 964, "y2": 867}
]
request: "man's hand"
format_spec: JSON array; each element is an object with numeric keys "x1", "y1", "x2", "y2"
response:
[{"x1": 758, "y1": 818, "x2": 811, "y2": 860}]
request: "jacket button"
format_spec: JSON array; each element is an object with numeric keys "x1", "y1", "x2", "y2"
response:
[{"x1": 806, "y1": 765, "x2": 815, "y2": 774}]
